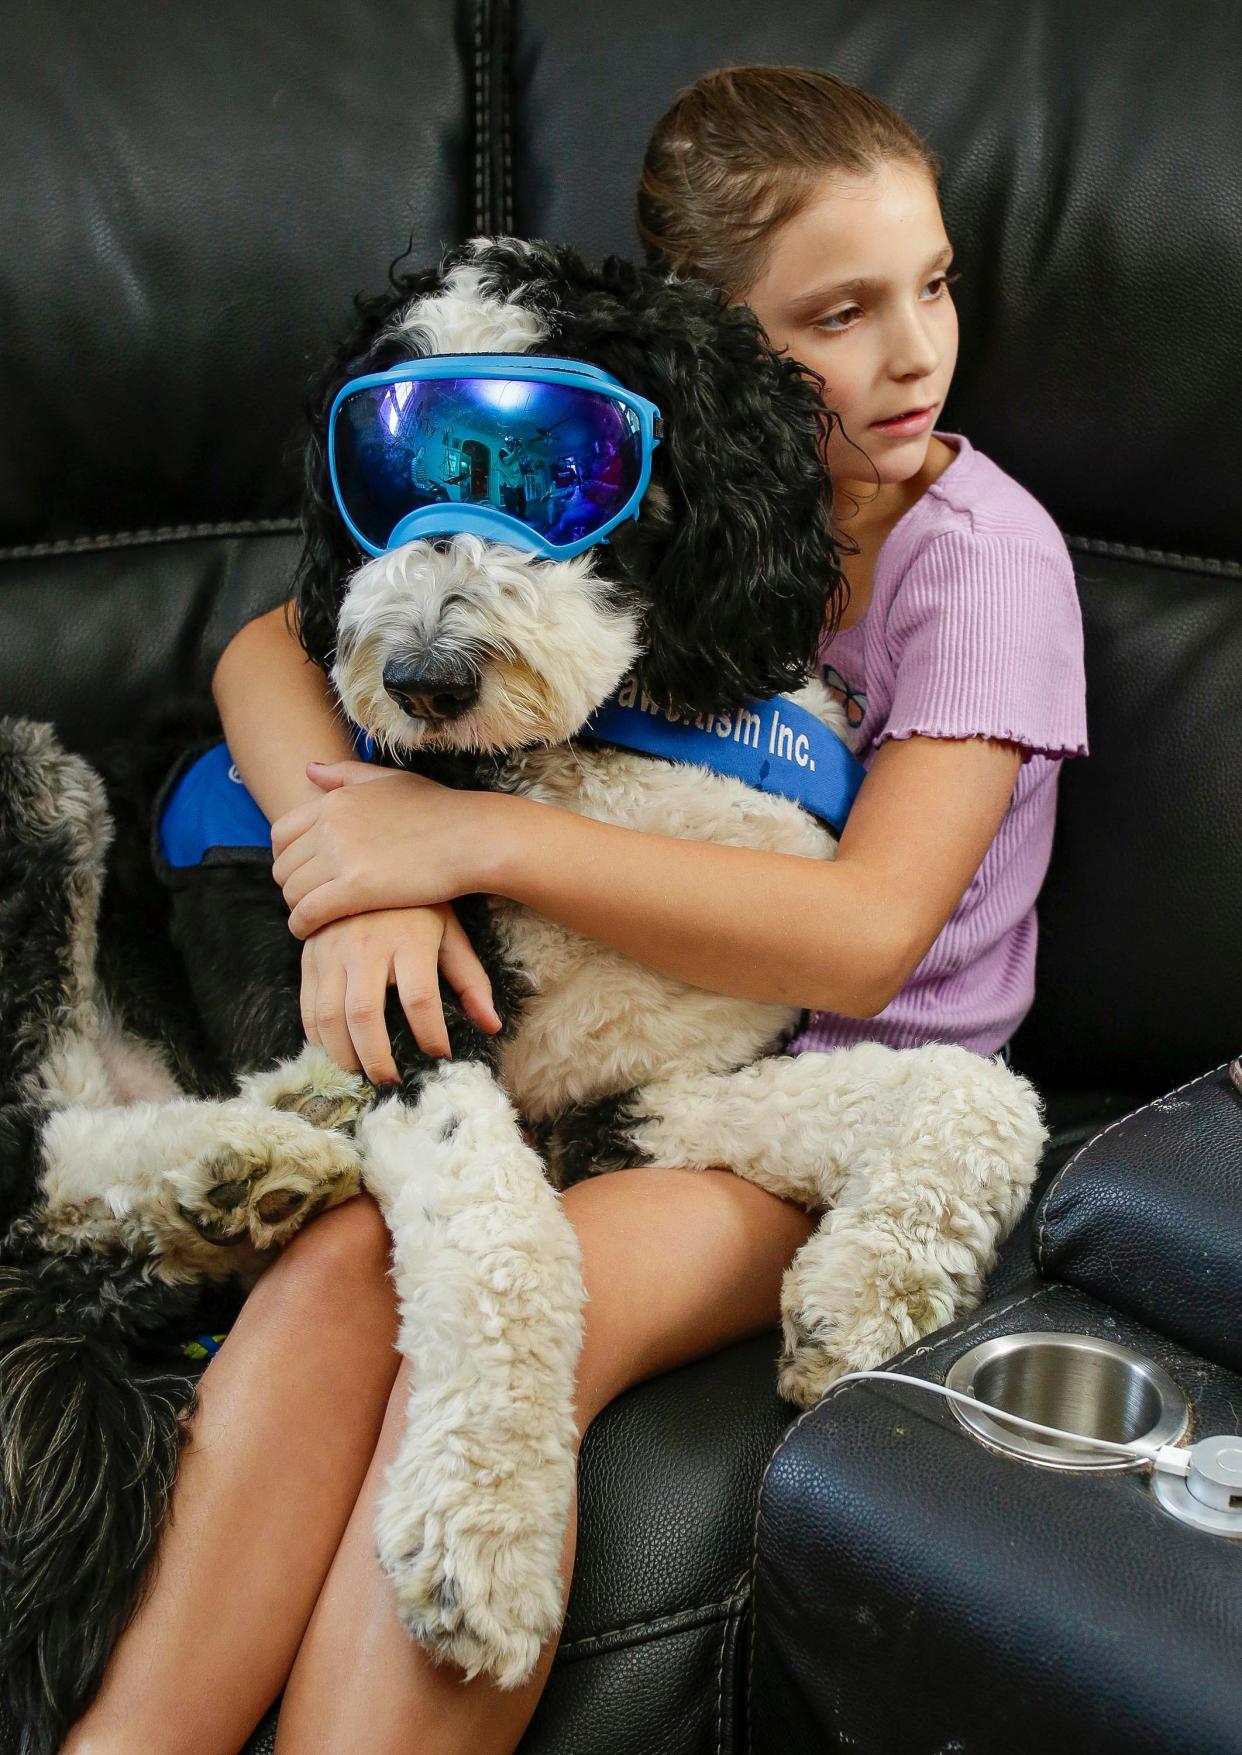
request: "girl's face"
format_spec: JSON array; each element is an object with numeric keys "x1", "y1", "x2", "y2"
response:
[{"x1": 739, "y1": 160, "x2": 959, "y2": 508}]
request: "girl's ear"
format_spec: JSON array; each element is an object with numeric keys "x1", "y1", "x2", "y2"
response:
[{"x1": 548, "y1": 262, "x2": 846, "y2": 717}]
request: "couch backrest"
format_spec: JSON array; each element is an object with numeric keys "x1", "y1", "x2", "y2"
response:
[
  {"x1": 3, "y1": 0, "x2": 475, "y2": 742},
  {"x1": 3, "y1": 0, "x2": 1239, "y2": 1092}
]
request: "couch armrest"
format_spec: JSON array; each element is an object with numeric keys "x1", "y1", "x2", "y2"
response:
[
  {"x1": 1034, "y1": 1058, "x2": 1242, "y2": 1372},
  {"x1": 745, "y1": 1282, "x2": 1242, "y2": 1755}
]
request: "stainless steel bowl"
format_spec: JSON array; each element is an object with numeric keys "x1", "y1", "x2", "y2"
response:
[{"x1": 944, "y1": 1331, "x2": 1189, "y2": 1471}]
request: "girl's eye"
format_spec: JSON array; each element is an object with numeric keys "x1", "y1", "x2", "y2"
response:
[
  {"x1": 813, "y1": 305, "x2": 861, "y2": 334},
  {"x1": 812, "y1": 270, "x2": 962, "y2": 334}
]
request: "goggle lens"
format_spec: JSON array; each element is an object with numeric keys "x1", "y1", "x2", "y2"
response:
[{"x1": 332, "y1": 375, "x2": 646, "y2": 552}]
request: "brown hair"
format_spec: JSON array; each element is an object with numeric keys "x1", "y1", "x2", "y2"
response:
[{"x1": 636, "y1": 64, "x2": 942, "y2": 301}]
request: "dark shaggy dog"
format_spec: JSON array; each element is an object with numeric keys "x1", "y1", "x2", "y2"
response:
[{"x1": 0, "y1": 238, "x2": 1045, "y2": 1751}]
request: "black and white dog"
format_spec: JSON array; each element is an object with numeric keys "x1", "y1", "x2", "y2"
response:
[{"x1": 0, "y1": 237, "x2": 1046, "y2": 1749}]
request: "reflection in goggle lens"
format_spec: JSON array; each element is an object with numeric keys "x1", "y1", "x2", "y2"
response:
[{"x1": 333, "y1": 376, "x2": 645, "y2": 550}]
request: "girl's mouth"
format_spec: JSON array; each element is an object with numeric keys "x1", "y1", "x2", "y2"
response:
[{"x1": 870, "y1": 403, "x2": 938, "y2": 435}]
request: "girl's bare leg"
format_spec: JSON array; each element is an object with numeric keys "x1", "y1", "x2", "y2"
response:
[
  {"x1": 274, "y1": 1166, "x2": 817, "y2": 1755},
  {"x1": 62, "y1": 1194, "x2": 402, "y2": 1755},
  {"x1": 62, "y1": 1167, "x2": 814, "y2": 1755}
]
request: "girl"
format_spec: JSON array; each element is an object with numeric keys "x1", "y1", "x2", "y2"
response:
[{"x1": 66, "y1": 63, "x2": 1086, "y2": 1755}]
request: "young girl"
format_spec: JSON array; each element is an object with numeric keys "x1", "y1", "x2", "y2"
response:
[{"x1": 66, "y1": 64, "x2": 1086, "y2": 1755}]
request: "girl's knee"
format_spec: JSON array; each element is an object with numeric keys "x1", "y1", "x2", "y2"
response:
[
  {"x1": 564, "y1": 1167, "x2": 816, "y2": 1424},
  {"x1": 251, "y1": 1192, "x2": 394, "y2": 1321}
]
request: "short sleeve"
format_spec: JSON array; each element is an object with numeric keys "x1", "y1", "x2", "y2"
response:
[{"x1": 879, "y1": 531, "x2": 1089, "y2": 762}]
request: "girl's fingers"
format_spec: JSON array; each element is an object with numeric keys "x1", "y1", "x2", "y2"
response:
[
  {"x1": 271, "y1": 838, "x2": 318, "y2": 891},
  {"x1": 307, "y1": 759, "x2": 391, "y2": 788},
  {"x1": 312, "y1": 955, "x2": 362, "y2": 1076},
  {"x1": 393, "y1": 944, "x2": 452, "y2": 1061},
  {"x1": 344, "y1": 953, "x2": 399, "y2": 1086},
  {"x1": 269, "y1": 799, "x2": 320, "y2": 860},
  {"x1": 278, "y1": 850, "x2": 329, "y2": 913},
  {"x1": 300, "y1": 943, "x2": 321, "y2": 1046},
  {"x1": 288, "y1": 878, "x2": 353, "y2": 940},
  {"x1": 437, "y1": 912, "x2": 503, "y2": 1033}
]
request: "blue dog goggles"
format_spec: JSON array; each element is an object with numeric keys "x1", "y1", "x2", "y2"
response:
[{"x1": 328, "y1": 354, "x2": 663, "y2": 561}]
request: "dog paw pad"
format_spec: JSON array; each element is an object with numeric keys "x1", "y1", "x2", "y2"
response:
[
  {"x1": 273, "y1": 1088, "x2": 374, "y2": 1134},
  {"x1": 172, "y1": 1114, "x2": 360, "y2": 1251}
]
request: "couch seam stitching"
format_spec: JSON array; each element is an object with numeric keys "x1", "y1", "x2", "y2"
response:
[
  {"x1": 473, "y1": 0, "x2": 485, "y2": 234},
  {"x1": 1034, "y1": 1059, "x2": 1236, "y2": 1274},
  {"x1": 500, "y1": 0, "x2": 514, "y2": 234},
  {"x1": 7, "y1": 524, "x2": 1239, "y2": 573},
  {"x1": 1064, "y1": 533, "x2": 1241, "y2": 576},
  {"x1": 555, "y1": 1583, "x2": 747, "y2": 1659},
  {"x1": 0, "y1": 519, "x2": 298, "y2": 560},
  {"x1": 716, "y1": 1567, "x2": 750, "y2": 1755},
  {"x1": 743, "y1": 1283, "x2": 1055, "y2": 1755}
]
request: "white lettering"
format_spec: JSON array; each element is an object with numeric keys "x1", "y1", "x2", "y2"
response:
[
  {"x1": 714, "y1": 711, "x2": 732, "y2": 739},
  {"x1": 735, "y1": 707, "x2": 760, "y2": 749},
  {"x1": 794, "y1": 732, "x2": 810, "y2": 768},
  {"x1": 616, "y1": 674, "x2": 638, "y2": 709},
  {"x1": 776, "y1": 722, "x2": 794, "y2": 762}
]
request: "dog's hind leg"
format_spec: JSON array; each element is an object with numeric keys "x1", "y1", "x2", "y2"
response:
[
  {"x1": 358, "y1": 1058, "x2": 585, "y2": 1691},
  {"x1": 36, "y1": 1091, "x2": 364, "y2": 1279},
  {"x1": 238, "y1": 1040, "x2": 377, "y2": 1136},
  {"x1": 583, "y1": 1042, "x2": 1048, "y2": 1407},
  {"x1": 0, "y1": 727, "x2": 213, "y2": 1745},
  {"x1": 0, "y1": 717, "x2": 117, "y2": 1237}
]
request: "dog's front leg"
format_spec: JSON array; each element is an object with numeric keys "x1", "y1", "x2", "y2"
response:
[
  {"x1": 358, "y1": 1058, "x2": 584, "y2": 1689},
  {"x1": 613, "y1": 1042, "x2": 1047, "y2": 1407}
]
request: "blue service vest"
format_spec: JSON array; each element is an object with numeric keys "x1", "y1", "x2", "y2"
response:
[
  {"x1": 155, "y1": 685, "x2": 863, "y2": 875},
  {"x1": 155, "y1": 727, "x2": 377, "y2": 876},
  {"x1": 578, "y1": 679, "x2": 864, "y2": 836}
]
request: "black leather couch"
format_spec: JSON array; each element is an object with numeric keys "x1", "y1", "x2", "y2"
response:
[{"x1": 4, "y1": 3, "x2": 1240, "y2": 1750}]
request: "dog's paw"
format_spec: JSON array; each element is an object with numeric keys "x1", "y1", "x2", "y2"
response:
[
  {"x1": 238, "y1": 1044, "x2": 377, "y2": 1137},
  {"x1": 776, "y1": 1214, "x2": 973, "y2": 1409},
  {"x1": 377, "y1": 1486, "x2": 563, "y2": 1692},
  {"x1": 169, "y1": 1103, "x2": 362, "y2": 1250}
]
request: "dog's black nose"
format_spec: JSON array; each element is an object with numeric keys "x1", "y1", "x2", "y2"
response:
[{"x1": 382, "y1": 660, "x2": 479, "y2": 722}]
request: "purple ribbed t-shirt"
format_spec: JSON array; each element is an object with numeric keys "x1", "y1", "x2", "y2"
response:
[{"x1": 786, "y1": 430, "x2": 1089, "y2": 1060}]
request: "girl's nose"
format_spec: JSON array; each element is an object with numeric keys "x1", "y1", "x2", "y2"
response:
[{"x1": 887, "y1": 305, "x2": 943, "y2": 380}]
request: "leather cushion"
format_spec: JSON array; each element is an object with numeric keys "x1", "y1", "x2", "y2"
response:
[{"x1": 1035, "y1": 1058, "x2": 1242, "y2": 1372}]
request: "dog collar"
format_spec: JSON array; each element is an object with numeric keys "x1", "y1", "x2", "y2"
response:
[{"x1": 577, "y1": 677, "x2": 865, "y2": 835}]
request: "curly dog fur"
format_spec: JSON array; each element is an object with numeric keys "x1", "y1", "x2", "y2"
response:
[{"x1": 0, "y1": 237, "x2": 1047, "y2": 1750}]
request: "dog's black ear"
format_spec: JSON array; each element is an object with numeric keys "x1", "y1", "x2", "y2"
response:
[
  {"x1": 545, "y1": 259, "x2": 847, "y2": 716},
  {"x1": 289, "y1": 254, "x2": 459, "y2": 674}
]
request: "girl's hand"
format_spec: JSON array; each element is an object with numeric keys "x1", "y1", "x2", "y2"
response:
[
  {"x1": 270, "y1": 759, "x2": 499, "y2": 938},
  {"x1": 300, "y1": 903, "x2": 502, "y2": 1080}
]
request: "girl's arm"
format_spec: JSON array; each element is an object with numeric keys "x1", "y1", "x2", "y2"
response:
[
  {"x1": 484, "y1": 732, "x2": 1024, "y2": 1018},
  {"x1": 211, "y1": 601, "x2": 357, "y2": 818},
  {"x1": 212, "y1": 603, "x2": 502, "y2": 1072},
  {"x1": 275, "y1": 733, "x2": 1023, "y2": 1020}
]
